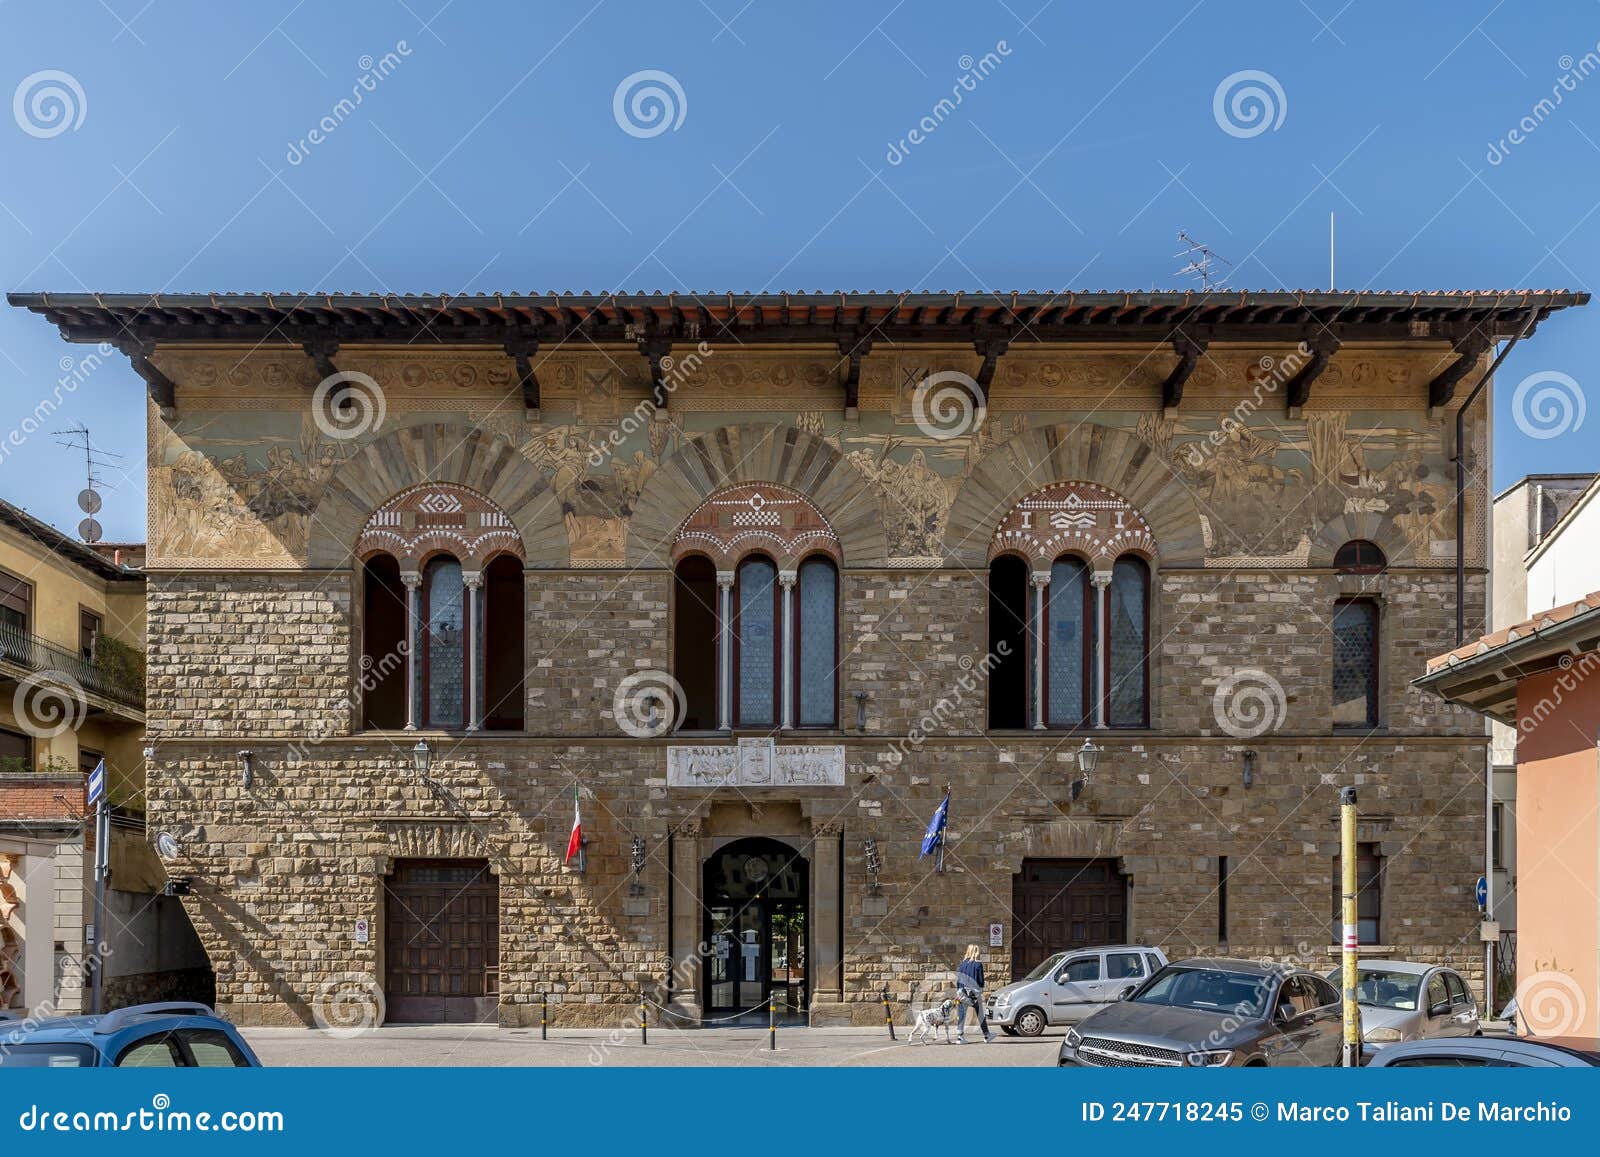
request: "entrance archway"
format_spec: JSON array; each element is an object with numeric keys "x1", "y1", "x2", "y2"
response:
[{"x1": 702, "y1": 837, "x2": 809, "y2": 1024}]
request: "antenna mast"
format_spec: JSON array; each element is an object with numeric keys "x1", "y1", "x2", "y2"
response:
[
  {"x1": 52, "y1": 423, "x2": 123, "y2": 543},
  {"x1": 1174, "y1": 230, "x2": 1234, "y2": 291}
]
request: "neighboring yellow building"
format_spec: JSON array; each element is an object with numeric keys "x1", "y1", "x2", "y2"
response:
[{"x1": 0, "y1": 499, "x2": 207, "y2": 1015}]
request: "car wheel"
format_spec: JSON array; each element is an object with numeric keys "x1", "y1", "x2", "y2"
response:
[
  {"x1": 1001, "y1": 1026, "x2": 1019, "y2": 1036},
  {"x1": 1244, "y1": 1058, "x2": 1268, "y2": 1067},
  {"x1": 1014, "y1": 1006, "x2": 1047, "y2": 1037}
]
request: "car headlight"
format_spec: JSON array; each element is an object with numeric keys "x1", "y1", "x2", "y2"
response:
[
  {"x1": 1065, "y1": 1028, "x2": 1082, "y2": 1048},
  {"x1": 1364, "y1": 1027, "x2": 1404, "y2": 1043},
  {"x1": 1184, "y1": 1050, "x2": 1234, "y2": 1067},
  {"x1": 993, "y1": 993, "x2": 1011, "y2": 1008}
]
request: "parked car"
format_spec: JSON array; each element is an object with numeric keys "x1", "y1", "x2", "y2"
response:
[
  {"x1": 1057, "y1": 958, "x2": 1349, "y2": 1067},
  {"x1": 1324, "y1": 960, "x2": 1480, "y2": 1050},
  {"x1": 990, "y1": 945, "x2": 1169, "y2": 1036},
  {"x1": 1367, "y1": 1036, "x2": 1600, "y2": 1068},
  {"x1": 0, "y1": 1002, "x2": 261, "y2": 1068}
]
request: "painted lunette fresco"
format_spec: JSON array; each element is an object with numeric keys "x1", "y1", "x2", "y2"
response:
[{"x1": 145, "y1": 344, "x2": 1483, "y2": 571}]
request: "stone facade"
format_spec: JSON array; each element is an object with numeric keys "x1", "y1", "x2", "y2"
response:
[{"x1": 113, "y1": 324, "x2": 1506, "y2": 1028}]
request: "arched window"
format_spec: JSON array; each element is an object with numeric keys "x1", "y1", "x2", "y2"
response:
[
  {"x1": 673, "y1": 555, "x2": 719, "y2": 730},
  {"x1": 796, "y1": 556, "x2": 838, "y2": 727},
  {"x1": 423, "y1": 556, "x2": 466, "y2": 729},
  {"x1": 1106, "y1": 556, "x2": 1149, "y2": 727},
  {"x1": 987, "y1": 555, "x2": 1029, "y2": 730},
  {"x1": 1333, "y1": 539, "x2": 1387, "y2": 574},
  {"x1": 360, "y1": 553, "x2": 407, "y2": 729},
  {"x1": 669, "y1": 483, "x2": 843, "y2": 733},
  {"x1": 482, "y1": 554, "x2": 525, "y2": 730},
  {"x1": 735, "y1": 555, "x2": 779, "y2": 727},
  {"x1": 1046, "y1": 556, "x2": 1090, "y2": 728}
]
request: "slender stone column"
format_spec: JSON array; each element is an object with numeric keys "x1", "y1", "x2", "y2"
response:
[
  {"x1": 1030, "y1": 570, "x2": 1050, "y2": 730},
  {"x1": 809, "y1": 823, "x2": 844, "y2": 1011},
  {"x1": 668, "y1": 821, "x2": 704, "y2": 1021},
  {"x1": 463, "y1": 570, "x2": 483, "y2": 731},
  {"x1": 401, "y1": 571, "x2": 422, "y2": 730},
  {"x1": 1092, "y1": 571, "x2": 1112, "y2": 729},
  {"x1": 778, "y1": 570, "x2": 797, "y2": 730},
  {"x1": 716, "y1": 571, "x2": 735, "y2": 731}
]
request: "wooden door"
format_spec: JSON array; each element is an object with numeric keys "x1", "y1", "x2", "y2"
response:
[
  {"x1": 384, "y1": 859, "x2": 499, "y2": 1023},
  {"x1": 1011, "y1": 859, "x2": 1127, "y2": 980}
]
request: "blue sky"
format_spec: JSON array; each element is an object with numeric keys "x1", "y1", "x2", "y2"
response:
[{"x1": 1, "y1": 0, "x2": 1597, "y2": 541}]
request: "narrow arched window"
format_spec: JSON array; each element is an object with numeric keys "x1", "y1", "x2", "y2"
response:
[
  {"x1": 1334, "y1": 539, "x2": 1387, "y2": 574},
  {"x1": 673, "y1": 555, "x2": 719, "y2": 730},
  {"x1": 796, "y1": 556, "x2": 837, "y2": 727},
  {"x1": 423, "y1": 556, "x2": 466, "y2": 729},
  {"x1": 1046, "y1": 556, "x2": 1090, "y2": 728},
  {"x1": 482, "y1": 554, "x2": 524, "y2": 730},
  {"x1": 987, "y1": 555, "x2": 1029, "y2": 729},
  {"x1": 1106, "y1": 555, "x2": 1149, "y2": 727},
  {"x1": 360, "y1": 553, "x2": 407, "y2": 729},
  {"x1": 735, "y1": 555, "x2": 778, "y2": 727}
]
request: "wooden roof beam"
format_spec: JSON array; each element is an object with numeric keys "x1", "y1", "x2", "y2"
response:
[
  {"x1": 117, "y1": 340, "x2": 176, "y2": 416},
  {"x1": 837, "y1": 332, "x2": 872, "y2": 419},
  {"x1": 1160, "y1": 333, "x2": 1206, "y2": 410},
  {"x1": 1427, "y1": 331, "x2": 1493, "y2": 409},
  {"x1": 505, "y1": 338, "x2": 541, "y2": 419},
  {"x1": 1284, "y1": 334, "x2": 1340, "y2": 410}
]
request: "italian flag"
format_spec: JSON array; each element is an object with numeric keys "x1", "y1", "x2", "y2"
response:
[{"x1": 564, "y1": 784, "x2": 583, "y2": 863}]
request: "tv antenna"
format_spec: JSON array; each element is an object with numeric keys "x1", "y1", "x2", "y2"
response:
[
  {"x1": 52, "y1": 423, "x2": 123, "y2": 543},
  {"x1": 1174, "y1": 230, "x2": 1233, "y2": 291}
]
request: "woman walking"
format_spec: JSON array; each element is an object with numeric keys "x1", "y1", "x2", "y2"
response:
[{"x1": 955, "y1": 944, "x2": 995, "y2": 1043}]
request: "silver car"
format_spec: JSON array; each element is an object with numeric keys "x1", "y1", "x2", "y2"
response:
[
  {"x1": 988, "y1": 945, "x2": 1169, "y2": 1036},
  {"x1": 1325, "y1": 960, "x2": 1481, "y2": 1050}
]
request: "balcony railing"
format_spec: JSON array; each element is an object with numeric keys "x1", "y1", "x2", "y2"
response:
[{"x1": 0, "y1": 620, "x2": 145, "y2": 712}]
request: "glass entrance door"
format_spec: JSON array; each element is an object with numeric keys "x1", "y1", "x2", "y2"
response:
[{"x1": 702, "y1": 838, "x2": 809, "y2": 1020}]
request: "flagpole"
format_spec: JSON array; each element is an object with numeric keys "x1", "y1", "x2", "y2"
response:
[{"x1": 937, "y1": 784, "x2": 949, "y2": 873}]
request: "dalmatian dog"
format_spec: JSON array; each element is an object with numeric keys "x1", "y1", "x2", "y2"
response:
[{"x1": 909, "y1": 998, "x2": 957, "y2": 1044}]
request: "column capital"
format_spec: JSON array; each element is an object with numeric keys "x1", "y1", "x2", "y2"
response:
[
  {"x1": 1091, "y1": 570, "x2": 1114, "y2": 589},
  {"x1": 715, "y1": 570, "x2": 735, "y2": 590},
  {"x1": 462, "y1": 570, "x2": 484, "y2": 589},
  {"x1": 400, "y1": 571, "x2": 423, "y2": 590},
  {"x1": 778, "y1": 569, "x2": 798, "y2": 588},
  {"x1": 1030, "y1": 570, "x2": 1052, "y2": 589}
]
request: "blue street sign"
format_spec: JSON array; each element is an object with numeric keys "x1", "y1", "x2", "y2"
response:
[
  {"x1": 1475, "y1": 875, "x2": 1488, "y2": 910},
  {"x1": 86, "y1": 759, "x2": 105, "y2": 806}
]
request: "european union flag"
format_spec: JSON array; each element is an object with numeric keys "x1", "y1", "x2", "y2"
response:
[{"x1": 920, "y1": 790, "x2": 949, "y2": 859}]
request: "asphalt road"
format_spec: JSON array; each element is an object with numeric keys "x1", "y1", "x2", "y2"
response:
[{"x1": 241, "y1": 1025, "x2": 1061, "y2": 1067}]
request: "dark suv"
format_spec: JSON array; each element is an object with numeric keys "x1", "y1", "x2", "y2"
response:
[{"x1": 1057, "y1": 958, "x2": 1348, "y2": 1067}]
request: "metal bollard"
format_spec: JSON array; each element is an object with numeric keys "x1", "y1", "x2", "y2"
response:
[
  {"x1": 769, "y1": 996, "x2": 776, "y2": 1051},
  {"x1": 541, "y1": 993, "x2": 547, "y2": 1041},
  {"x1": 882, "y1": 986, "x2": 896, "y2": 1041},
  {"x1": 640, "y1": 991, "x2": 648, "y2": 1045}
]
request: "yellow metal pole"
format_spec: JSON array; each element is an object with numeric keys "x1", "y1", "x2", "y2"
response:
[{"x1": 1340, "y1": 786, "x2": 1360, "y2": 1067}]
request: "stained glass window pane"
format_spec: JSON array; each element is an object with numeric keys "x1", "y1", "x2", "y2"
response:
[
  {"x1": 1332, "y1": 600, "x2": 1378, "y2": 727},
  {"x1": 1107, "y1": 557, "x2": 1148, "y2": 727},
  {"x1": 798, "y1": 558, "x2": 837, "y2": 726},
  {"x1": 737, "y1": 556, "x2": 777, "y2": 726},
  {"x1": 1046, "y1": 558, "x2": 1087, "y2": 728},
  {"x1": 425, "y1": 557, "x2": 465, "y2": 728}
]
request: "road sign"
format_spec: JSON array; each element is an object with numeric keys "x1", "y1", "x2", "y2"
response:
[
  {"x1": 1475, "y1": 875, "x2": 1488, "y2": 911},
  {"x1": 988, "y1": 922, "x2": 1003, "y2": 947},
  {"x1": 354, "y1": 918, "x2": 370, "y2": 944},
  {"x1": 86, "y1": 760, "x2": 105, "y2": 806}
]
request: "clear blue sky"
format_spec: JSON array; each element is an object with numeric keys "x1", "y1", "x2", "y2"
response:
[{"x1": 2, "y1": 1, "x2": 1596, "y2": 541}]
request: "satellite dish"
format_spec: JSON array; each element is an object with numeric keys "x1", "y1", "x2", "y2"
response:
[
  {"x1": 155, "y1": 832, "x2": 182, "y2": 860},
  {"x1": 77, "y1": 488, "x2": 102, "y2": 514},
  {"x1": 78, "y1": 518, "x2": 102, "y2": 543}
]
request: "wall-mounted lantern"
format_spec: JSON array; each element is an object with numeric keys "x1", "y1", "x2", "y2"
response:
[
  {"x1": 237, "y1": 750, "x2": 254, "y2": 789},
  {"x1": 853, "y1": 690, "x2": 869, "y2": 732},
  {"x1": 411, "y1": 740, "x2": 431, "y2": 776},
  {"x1": 1070, "y1": 737, "x2": 1102, "y2": 802}
]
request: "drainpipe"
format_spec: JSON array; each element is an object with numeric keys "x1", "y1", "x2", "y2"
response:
[{"x1": 1455, "y1": 307, "x2": 1539, "y2": 646}]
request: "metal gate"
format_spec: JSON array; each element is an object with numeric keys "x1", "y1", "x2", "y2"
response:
[
  {"x1": 384, "y1": 859, "x2": 499, "y2": 1024},
  {"x1": 1011, "y1": 858, "x2": 1128, "y2": 980}
]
